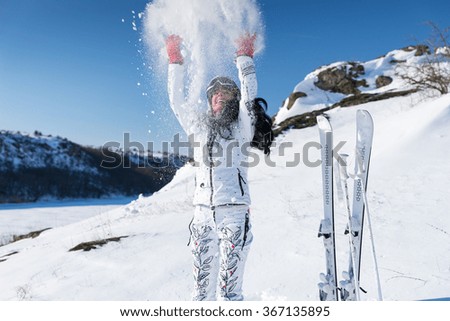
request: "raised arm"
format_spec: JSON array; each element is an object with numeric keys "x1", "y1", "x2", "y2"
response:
[
  {"x1": 236, "y1": 33, "x2": 258, "y2": 141},
  {"x1": 166, "y1": 35, "x2": 196, "y2": 134}
]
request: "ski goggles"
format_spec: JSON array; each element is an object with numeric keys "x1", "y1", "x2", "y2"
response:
[{"x1": 206, "y1": 77, "x2": 241, "y2": 101}]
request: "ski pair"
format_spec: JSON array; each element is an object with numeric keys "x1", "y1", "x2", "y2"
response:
[{"x1": 317, "y1": 110, "x2": 381, "y2": 301}]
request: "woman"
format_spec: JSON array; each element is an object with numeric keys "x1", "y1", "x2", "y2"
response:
[{"x1": 166, "y1": 33, "x2": 258, "y2": 301}]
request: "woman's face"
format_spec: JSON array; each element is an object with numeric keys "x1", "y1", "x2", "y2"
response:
[{"x1": 211, "y1": 88, "x2": 234, "y2": 116}]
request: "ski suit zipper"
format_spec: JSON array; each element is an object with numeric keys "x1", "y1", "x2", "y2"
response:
[{"x1": 207, "y1": 132, "x2": 216, "y2": 210}]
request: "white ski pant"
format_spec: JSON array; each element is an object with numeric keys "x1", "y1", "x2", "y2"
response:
[{"x1": 189, "y1": 204, "x2": 253, "y2": 301}]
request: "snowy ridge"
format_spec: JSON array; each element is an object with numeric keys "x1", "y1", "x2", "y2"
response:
[
  {"x1": 1, "y1": 59, "x2": 450, "y2": 300},
  {"x1": 0, "y1": 131, "x2": 98, "y2": 173},
  {"x1": 0, "y1": 131, "x2": 186, "y2": 203},
  {"x1": 273, "y1": 46, "x2": 447, "y2": 126}
]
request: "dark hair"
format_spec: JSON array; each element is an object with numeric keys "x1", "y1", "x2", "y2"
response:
[{"x1": 251, "y1": 98, "x2": 274, "y2": 155}]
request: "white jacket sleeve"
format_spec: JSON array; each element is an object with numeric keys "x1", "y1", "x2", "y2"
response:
[
  {"x1": 236, "y1": 55, "x2": 257, "y2": 142},
  {"x1": 168, "y1": 63, "x2": 198, "y2": 135}
]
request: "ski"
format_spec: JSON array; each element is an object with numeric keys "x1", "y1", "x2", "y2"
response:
[
  {"x1": 317, "y1": 115, "x2": 338, "y2": 301},
  {"x1": 337, "y1": 153, "x2": 362, "y2": 301},
  {"x1": 340, "y1": 110, "x2": 374, "y2": 301}
]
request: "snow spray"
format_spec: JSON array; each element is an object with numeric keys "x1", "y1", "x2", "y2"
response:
[{"x1": 142, "y1": 0, "x2": 265, "y2": 110}]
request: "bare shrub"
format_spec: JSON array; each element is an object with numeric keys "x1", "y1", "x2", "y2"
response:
[{"x1": 397, "y1": 22, "x2": 450, "y2": 95}]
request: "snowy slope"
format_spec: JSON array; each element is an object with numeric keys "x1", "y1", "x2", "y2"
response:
[
  {"x1": 0, "y1": 91, "x2": 449, "y2": 301},
  {"x1": 0, "y1": 198, "x2": 134, "y2": 247},
  {"x1": 1, "y1": 42, "x2": 450, "y2": 300}
]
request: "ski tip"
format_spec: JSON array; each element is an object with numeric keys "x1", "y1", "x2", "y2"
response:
[
  {"x1": 357, "y1": 109, "x2": 374, "y2": 123},
  {"x1": 317, "y1": 115, "x2": 332, "y2": 132},
  {"x1": 356, "y1": 110, "x2": 374, "y2": 133}
]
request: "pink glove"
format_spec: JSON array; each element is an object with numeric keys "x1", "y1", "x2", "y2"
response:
[
  {"x1": 166, "y1": 34, "x2": 183, "y2": 64},
  {"x1": 236, "y1": 33, "x2": 257, "y2": 58}
]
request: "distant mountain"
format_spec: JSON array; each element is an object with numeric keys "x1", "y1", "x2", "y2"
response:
[{"x1": 0, "y1": 131, "x2": 188, "y2": 203}]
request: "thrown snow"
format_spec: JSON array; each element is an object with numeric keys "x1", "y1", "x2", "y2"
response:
[{"x1": 142, "y1": 0, "x2": 264, "y2": 108}]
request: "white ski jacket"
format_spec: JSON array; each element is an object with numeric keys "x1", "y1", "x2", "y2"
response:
[{"x1": 168, "y1": 56, "x2": 257, "y2": 207}]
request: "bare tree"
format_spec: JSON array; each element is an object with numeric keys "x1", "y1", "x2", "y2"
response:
[{"x1": 397, "y1": 22, "x2": 450, "y2": 95}]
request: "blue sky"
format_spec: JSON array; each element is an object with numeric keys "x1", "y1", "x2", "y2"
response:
[{"x1": 1, "y1": 0, "x2": 449, "y2": 149}]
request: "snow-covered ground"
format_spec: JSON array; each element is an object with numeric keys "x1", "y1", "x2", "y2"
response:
[
  {"x1": 0, "y1": 198, "x2": 134, "y2": 246},
  {"x1": 0, "y1": 90, "x2": 449, "y2": 301}
]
